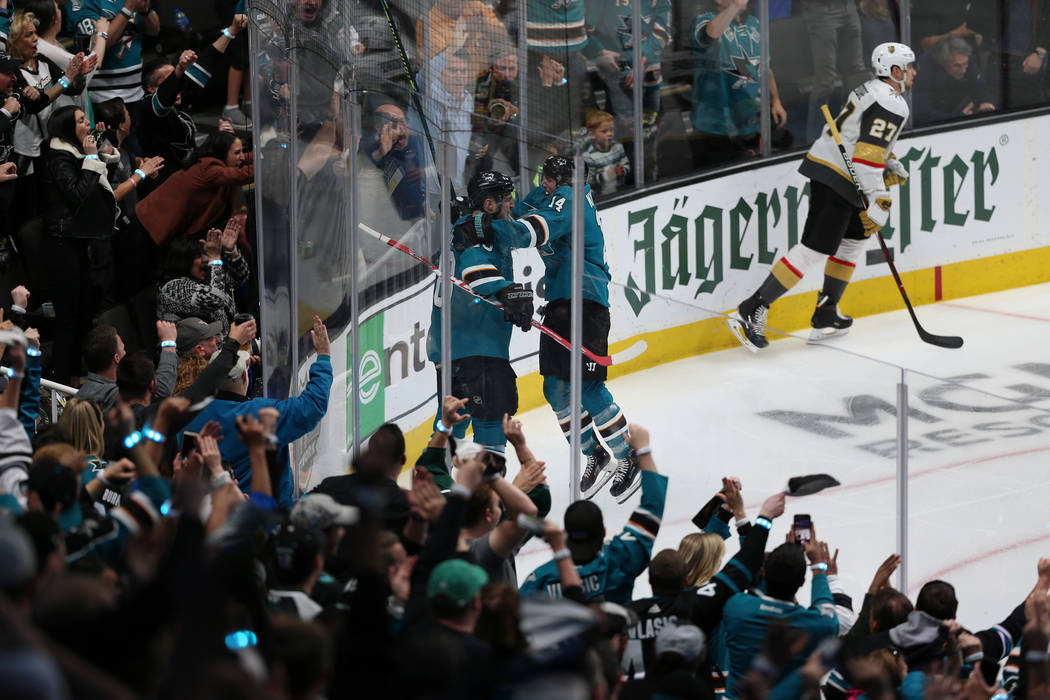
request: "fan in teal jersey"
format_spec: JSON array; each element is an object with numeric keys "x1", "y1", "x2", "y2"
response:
[
  {"x1": 689, "y1": 0, "x2": 787, "y2": 169},
  {"x1": 427, "y1": 170, "x2": 543, "y2": 456},
  {"x1": 584, "y1": 0, "x2": 671, "y2": 170},
  {"x1": 68, "y1": 0, "x2": 159, "y2": 105},
  {"x1": 520, "y1": 424, "x2": 665, "y2": 602},
  {"x1": 722, "y1": 540, "x2": 839, "y2": 698}
]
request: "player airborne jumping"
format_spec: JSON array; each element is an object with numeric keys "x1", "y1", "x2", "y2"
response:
[
  {"x1": 427, "y1": 171, "x2": 538, "y2": 456},
  {"x1": 505, "y1": 156, "x2": 640, "y2": 503},
  {"x1": 728, "y1": 42, "x2": 917, "y2": 351}
]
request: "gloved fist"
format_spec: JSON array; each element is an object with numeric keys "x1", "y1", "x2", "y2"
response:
[
  {"x1": 884, "y1": 154, "x2": 908, "y2": 187},
  {"x1": 859, "y1": 191, "x2": 893, "y2": 236},
  {"x1": 473, "y1": 212, "x2": 495, "y2": 246},
  {"x1": 497, "y1": 282, "x2": 534, "y2": 332}
]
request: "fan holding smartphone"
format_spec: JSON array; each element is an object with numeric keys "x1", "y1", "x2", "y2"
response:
[{"x1": 792, "y1": 514, "x2": 814, "y2": 543}]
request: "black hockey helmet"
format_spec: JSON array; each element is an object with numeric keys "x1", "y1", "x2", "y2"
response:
[
  {"x1": 541, "y1": 155, "x2": 574, "y2": 186},
  {"x1": 467, "y1": 170, "x2": 514, "y2": 209}
]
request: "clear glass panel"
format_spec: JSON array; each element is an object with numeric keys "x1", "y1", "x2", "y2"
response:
[
  {"x1": 576, "y1": 0, "x2": 643, "y2": 198},
  {"x1": 653, "y1": 0, "x2": 774, "y2": 184},
  {"x1": 904, "y1": 368, "x2": 1050, "y2": 627},
  {"x1": 351, "y1": 76, "x2": 439, "y2": 474},
  {"x1": 908, "y1": 1, "x2": 1006, "y2": 126},
  {"x1": 770, "y1": 0, "x2": 870, "y2": 149},
  {"x1": 249, "y1": 4, "x2": 296, "y2": 400}
]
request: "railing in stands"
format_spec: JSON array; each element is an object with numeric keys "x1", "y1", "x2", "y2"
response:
[{"x1": 41, "y1": 378, "x2": 77, "y2": 423}]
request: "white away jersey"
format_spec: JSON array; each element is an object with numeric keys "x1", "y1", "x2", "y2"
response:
[{"x1": 799, "y1": 78, "x2": 909, "y2": 208}]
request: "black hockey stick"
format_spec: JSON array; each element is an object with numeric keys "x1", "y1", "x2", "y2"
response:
[
  {"x1": 376, "y1": 0, "x2": 459, "y2": 202},
  {"x1": 820, "y1": 105, "x2": 963, "y2": 349}
]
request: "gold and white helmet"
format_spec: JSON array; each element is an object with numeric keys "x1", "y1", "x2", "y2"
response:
[{"x1": 871, "y1": 42, "x2": 916, "y2": 91}]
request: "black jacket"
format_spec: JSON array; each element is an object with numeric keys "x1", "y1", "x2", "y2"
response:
[{"x1": 41, "y1": 139, "x2": 117, "y2": 239}]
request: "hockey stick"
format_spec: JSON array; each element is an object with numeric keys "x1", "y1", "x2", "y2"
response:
[
  {"x1": 820, "y1": 105, "x2": 963, "y2": 349},
  {"x1": 358, "y1": 222, "x2": 647, "y2": 367},
  {"x1": 376, "y1": 0, "x2": 459, "y2": 201}
]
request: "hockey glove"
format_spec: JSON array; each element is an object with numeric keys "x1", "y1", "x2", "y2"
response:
[
  {"x1": 884, "y1": 153, "x2": 909, "y2": 187},
  {"x1": 450, "y1": 195, "x2": 470, "y2": 224},
  {"x1": 859, "y1": 190, "x2": 893, "y2": 237},
  {"x1": 451, "y1": 212, "x2": 495, "y2": 251},
  {"x1": 496, "y1": 282, "x2": 534, "y2": 332},
  {"x1": 473, "y1": 212, "x2": 495, "y2": 247}
]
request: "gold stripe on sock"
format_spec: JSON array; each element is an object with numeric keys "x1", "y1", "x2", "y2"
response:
[
  {"x1": 824, "y1": 257, "x2": 856, "y2": 283},
  {"x1": 771, "y1": 259, "x2": 804, "y2": 290}
]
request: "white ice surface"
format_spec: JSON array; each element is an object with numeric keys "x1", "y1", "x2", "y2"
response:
[{"x1": 510, "y1": 282, "x2": 1050, "y2": 629}]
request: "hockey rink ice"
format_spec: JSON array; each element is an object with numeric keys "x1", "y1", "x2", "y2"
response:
[{"x1": 511, "y1": 282, "x2": 1050, "y2": 629}]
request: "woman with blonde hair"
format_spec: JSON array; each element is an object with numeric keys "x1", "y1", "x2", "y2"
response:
[
  {"x1": 57, "y1": 398, "x2": 135, "y2": 509},
  {"x1": 7, "y1": 8, "x2": 91, "y2": 229},
  {"x1": 678, "y1": 477, "x2": 747, "y2": 586},
  {"x1": 678, "y1": 532, "x2": 727, "y2": 588}
]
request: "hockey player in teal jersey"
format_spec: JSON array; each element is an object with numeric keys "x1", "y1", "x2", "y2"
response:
[
  {"x1": 519, "y1": 425, "x2": 664, "y2": 604},
  {"x1": 722, "y1": 539, "x2": 839, "y2": 698},
  {"x1": 427, "y1": 171, "x2": 542, "y2": 456},
  {"x1": 506, "y1": 155, "x2": 638, "y2": 502}
]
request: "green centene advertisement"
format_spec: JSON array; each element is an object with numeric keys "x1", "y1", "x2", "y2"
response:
[{"x1": 348, "y1": 312, "x2": 386, "y2": 445}]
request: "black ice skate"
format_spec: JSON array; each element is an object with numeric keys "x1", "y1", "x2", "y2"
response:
[
  {"x1": 809, "y1": 301, "x2": 853, "y2": 342},
  {"x1": 727, "y1": 295, "x2": 770, "y2": 352},
  {"x1": 580, "y1": 445, "x2": 614, "y2": 500},
  {"x1": 609, "y1": 452, "x2": 641, "y2": 504}
]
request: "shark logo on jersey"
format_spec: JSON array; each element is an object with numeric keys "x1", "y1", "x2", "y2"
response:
[
  {"x1": 549, "y1": 0, "x2": 582, "y2": 9},
  {"x1": 725, "y1": 46, "x2": 757, "y2": 88}
]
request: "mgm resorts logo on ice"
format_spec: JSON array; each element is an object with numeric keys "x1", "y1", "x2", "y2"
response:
[
  {"x1": 622, "y1": 143, "x2": 999, "y2": 315},
  {"x1": 761, "y1": 364, "x2": 1050, "y2": 459}
]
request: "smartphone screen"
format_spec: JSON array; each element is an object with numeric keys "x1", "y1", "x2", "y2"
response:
[
  {"x1": 792, "y1": 514, "x2": 813, "y2": 542},
  {"x1": 180, "y1": 431, "x2": 199, "y2": 458}
]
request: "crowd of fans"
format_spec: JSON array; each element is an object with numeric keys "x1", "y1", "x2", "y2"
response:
[
  {"x1": 342, "y1": 0, "x2": 1050, "y2": 208},
  {"x1": 2, "y1": 363, "x2": 1050, "y2": 699},
  {"x1": 0, "y1": 0, "x2": 1049, "y2": 697}
]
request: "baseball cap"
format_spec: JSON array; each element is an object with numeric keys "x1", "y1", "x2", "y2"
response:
[
  {"x1": 0, "y1": 49, "x2": 24, "y2": 74},
  {"x1": 290, "y1": 494, "x2": 359, "y2": 530},
  {"x1": 564, "y1": 500, "x2": 604, "y2": 562},
  {"x1": 427, "y1": 558, "x2": 488, "y2": 607},
  {"x1": 176, "y1": 317, "x2": 224, "y2": 355},
  {"x1": 270, "y1": 522, "x2": 325, "y2": 585},
  {"x1": 655, "y1": 623, "x2": 706, "y2": 664}
]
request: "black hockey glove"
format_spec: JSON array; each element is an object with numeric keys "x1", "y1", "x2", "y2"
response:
[
  {"x1": 450, "y1": 212, "x2": 496, "y2": 252},
  {"x1": 496, "y1": 282, "x2": 534, "y2": 332},
  {"x1": 450, "y1": 195, "x2": 471, "y2": 224}
]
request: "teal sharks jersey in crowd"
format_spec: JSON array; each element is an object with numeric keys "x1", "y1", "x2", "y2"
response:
[{"x1": 690, "y1": 11, "x2": 762, "y2": 137}]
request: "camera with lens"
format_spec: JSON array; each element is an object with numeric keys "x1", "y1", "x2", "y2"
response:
[{"x1": 486, "y1": 81, "x2": 516, "y2": 122}]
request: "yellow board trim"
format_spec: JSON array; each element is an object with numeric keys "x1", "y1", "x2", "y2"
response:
[{"x1": 400, "y1": 246, "x2": 1050, "y2": 469}]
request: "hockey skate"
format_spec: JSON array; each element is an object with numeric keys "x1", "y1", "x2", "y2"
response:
[
  {"x1": 580, "y1": 445, "x2": 614, "y2": 500},
  {"x1": 726, "y1": 296, "x2": 770, "y2": 352},
  {"x1": 808, "y1": 303, "x2": 853, "y2": 343},
  {"x1": 609, "y1": 452, "x2": 641, "y2": 504}
]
